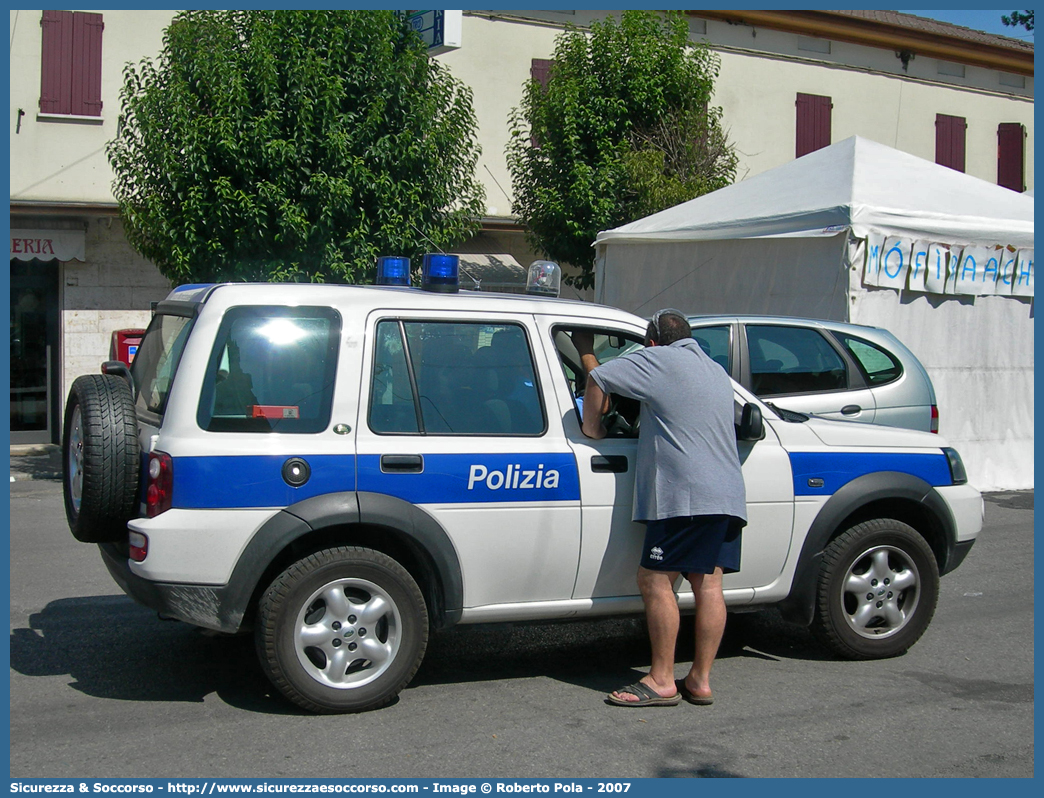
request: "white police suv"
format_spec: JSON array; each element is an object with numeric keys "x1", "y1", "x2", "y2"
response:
[{"x1": 62, "y1": 256, "x2": 983, "y2": 714}]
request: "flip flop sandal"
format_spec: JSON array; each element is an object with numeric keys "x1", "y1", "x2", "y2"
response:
[
  {"x1": 606, "y1": 681, "x2": 682, "y2": 707},
  {"x1": 677, "y1": 680, "x2": 714, "y2": 705}
]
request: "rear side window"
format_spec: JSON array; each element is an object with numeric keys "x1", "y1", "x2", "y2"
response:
[
  {"x1": 131, "y1": 313, "x2": 194, "y2": 421},
  {"x1": 691, "y1": 325, "x2": 731, "y2": 373},
  {"x1": 197, "y1": 306, "x2": 340, "y2": 433},
  {"x1": 747, "y1": 325, "x2": 847, "y2": 396},
  {"x1": 836, "y1": 333, "x2": 903, "y2": 386},
  {"x1": 369, "y1": 320, "x2": 545, "y2": 436}
]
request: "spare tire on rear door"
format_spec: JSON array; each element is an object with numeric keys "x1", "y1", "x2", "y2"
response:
[{"x1": 63, "y1": 374, "x2": 141, "y2": 543}]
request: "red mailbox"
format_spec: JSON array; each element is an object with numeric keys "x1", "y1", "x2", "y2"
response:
[{"x1": 110, "y1": 328, "x2": 146, "y2": 366}]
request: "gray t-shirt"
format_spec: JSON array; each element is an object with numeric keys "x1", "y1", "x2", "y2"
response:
[{"x1": 589, "y1": 338, "x2": 747, "y2": 523}]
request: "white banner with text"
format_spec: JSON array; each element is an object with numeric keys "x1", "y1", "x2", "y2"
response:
[{"x1": 860, "y1": 233, "x2": 1033, "y2": 298}]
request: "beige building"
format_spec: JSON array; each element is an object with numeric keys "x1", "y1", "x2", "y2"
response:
[{"x1": 9, "y1": 9, "x2": 1033, "y2": 450}]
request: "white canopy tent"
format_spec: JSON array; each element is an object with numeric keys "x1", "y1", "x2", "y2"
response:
[{"x1": 595, "y1": 136, "x2": 1034, "y2": 490}]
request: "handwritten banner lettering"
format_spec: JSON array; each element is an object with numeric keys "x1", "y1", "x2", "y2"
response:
[{"x1": 862, "y1": 235, "x2": 1033, "y2": 298}]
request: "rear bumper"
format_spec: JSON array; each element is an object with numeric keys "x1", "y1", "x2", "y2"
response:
[{"x1": 99, "y1": 543, "x2": 245, "y2": 633}]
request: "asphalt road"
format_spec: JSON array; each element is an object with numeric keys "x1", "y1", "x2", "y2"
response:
[{"x1": 8, "y1": 481, "x2": 1034, "y2": 779}]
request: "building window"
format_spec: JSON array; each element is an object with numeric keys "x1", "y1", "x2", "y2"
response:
[
  {"x1": 937, "y1": 61, "x2": 966, "y2": 78},
  {"x1": 935, "y1": 114, "x2": 966, "y2": 172},
  {"x1": 39, "y1": 10, "x2": 103, "y2": 117},
  {"x1": 798, "y1": 36, "x2": 831, "y2": 55},
  {"x1": 999, "y1": 72, "x2": 1026, "y2": 89},
  {"x1": 796, "y1": 93, "x2": 831, "y2": 158},
  {"x1": 688, "y1": 18, "x2": 707, "y2": 35},
  {"x1": 997, "y1": 123, "x2": 1026, "y2": 192}
]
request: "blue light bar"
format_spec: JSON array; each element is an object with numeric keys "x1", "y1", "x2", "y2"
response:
[
  {"x1": 422, "y1": 253, "x2": 459, "y2": 293},
  {"x1": 376, "y1": 256, "x2": 411, "y2": 287}
]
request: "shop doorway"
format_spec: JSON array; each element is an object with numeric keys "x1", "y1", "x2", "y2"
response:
[{"x1": 11, "y1": 259, "x2": 60, "y2": 444}]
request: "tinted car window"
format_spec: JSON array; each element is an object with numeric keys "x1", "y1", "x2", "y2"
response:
[
  {"x1": 691, "y1": 325, "x2": 731, "y2": 372},
  {"x1": 131, "y1": 313, "x2": 194, "y2": 420},
  {"x1": 197, "y1": 306, "x2": 340, "y2": 433},
  {"x1": 836, "y1": 333, "x2": 903, "y2": 386},
  {"x1": 747, "y1": 325, "x2": 847, "y2": 396},
  {"x1": 370, "y1": 321, "x2": 421, "y2": 434},
  {"x1": 370, "y1": 320, "x2": 544, "y2": 436}
]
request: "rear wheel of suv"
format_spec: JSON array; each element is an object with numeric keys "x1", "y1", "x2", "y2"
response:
[
  {"x1": 812, "y1": 519, "x2": 939, "y2": 660},
  {"x1": 62, "y1": 374, "x2": 141, "y2": 543},
  {"x1": 256, "y1": 546, "x2": 429, "y2": 714}
]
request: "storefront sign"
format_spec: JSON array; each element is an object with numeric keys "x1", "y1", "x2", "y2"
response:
[
  {"x1": 863, "y1": 232, "x2": 1032, "y2": 298},
  {"x1": 395, "y1": 10, "x2": 462, "y2": 55},
  {"x1": 9, "y1": 228, "x2": 86, "y2": 262}
]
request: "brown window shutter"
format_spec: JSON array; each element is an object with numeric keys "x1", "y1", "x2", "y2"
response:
[
  {"x1": 74, "y1": 12, "x2": 104, "y2": 116},
  {"x1": 935, "y1": 114, "x2": 967, "y2": 172},
  {"x1": 39, "y1": 10, "x2": 72, "y2": 114},
  {"x1": 997, "y1": 123, "x2": 1025, "y2": 192},
  {"x1": 529, "y1": 59, "x2": 553, "y2": 148},
  {"x1": 39, "y1": 11, "x2": 102, "y2": 117},
  {"x1": 531, "y1": 59, "x2": 552, "y2": 91},
  {"x1": 796, "y1": 93, "x2": 831, "y2": 158}
]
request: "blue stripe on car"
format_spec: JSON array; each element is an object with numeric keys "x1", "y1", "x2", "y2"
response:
[
  {"x1": 357, "y1": 453, "x2": 580, "y2": 504},
  {"x1": 171, "y1": 454, "x2": 356, "y2": 509},
  {"x1": 789, "y1": 451, "x2": 951, "y2": 496},
  {"x1": 170, "y1": 452, "x2": 580, "y2": 509}
]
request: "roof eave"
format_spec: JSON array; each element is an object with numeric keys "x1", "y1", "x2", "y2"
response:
[{"x1": 689, "y1": 10, "x2": 1034, "y2": 76}]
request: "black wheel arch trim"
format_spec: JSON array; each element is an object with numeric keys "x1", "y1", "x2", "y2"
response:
[
  {"x1": 779, "y1": 471, "x2": 957, "y2": 626},
  {"x1": 99, "y1": 492, "x2": 464, "y2": 635},
  {"x1": 225, "y1": 490, "x2": 463, "y2": 633}
]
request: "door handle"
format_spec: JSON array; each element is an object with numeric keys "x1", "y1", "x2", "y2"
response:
[
  {"x1": 591, "y1": 455, "x2": 628, "y2": 473},
  {"x1": 841, "y1": 405, "x2": 861, "y2": 416},
  {"x1": 380, "y1": 454, "x2": 423, "y2": 473}
]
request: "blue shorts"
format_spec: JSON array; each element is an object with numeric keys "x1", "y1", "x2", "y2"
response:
[{"x1": 639, "y1": 515, "x2": 743, "y2": 575}]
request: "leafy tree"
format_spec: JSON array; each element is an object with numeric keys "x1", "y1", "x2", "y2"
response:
[
  {"x1": 1002, "y1": 10, "x2": 1034, "y2": 31},
  {"x1": 507, "y1": 11, "x2": 737, "y2": 289},
  {"x1": 108, "y1": 10, "x2": 485, "y2": 285}
]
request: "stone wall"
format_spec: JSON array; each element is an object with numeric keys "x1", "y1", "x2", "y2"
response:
[{"x1": 60, "y1": 217, "x2": 170, "y2": 405}]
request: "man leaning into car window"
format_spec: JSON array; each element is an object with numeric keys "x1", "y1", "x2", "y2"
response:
[{"x1": 574, "y1": 309, "x2": 747, "y2": 708}]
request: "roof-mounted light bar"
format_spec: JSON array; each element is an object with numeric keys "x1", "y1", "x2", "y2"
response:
[
  {"x1": 422, "y1": 253, "x2": 459, "y2": 293},
  {"x1": 376, "y1": 255, "x2": 412, "y2": 287}
]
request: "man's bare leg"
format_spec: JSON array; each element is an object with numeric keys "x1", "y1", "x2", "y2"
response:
[
  {"x1": 682, "y1": 568, "x2": 726, "y2": 701},
  {"x1": 610, "y1": 567, "x2": 681, "y2": 702}
]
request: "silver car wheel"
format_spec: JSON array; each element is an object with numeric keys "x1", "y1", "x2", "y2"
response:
[
  {"x1": 67, "y1": 404, "x2": 84, "y2": 512},
  {"x1": 294, "y1": 577, "x2": 403, "y2": 689},
  {"x1": 840, "y1": 544, "x2": 921, "y2": 640}
]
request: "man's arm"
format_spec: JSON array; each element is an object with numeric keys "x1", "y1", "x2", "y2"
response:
[
  {"x1": 571, "y1": 330, "x2": 610, "y2": 439},
  {"x1": 581, "y1": 377, "x2": 609, "y2": 439}
]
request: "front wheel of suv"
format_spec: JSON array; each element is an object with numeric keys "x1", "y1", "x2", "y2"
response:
[
  {"x1": 256, "y1": 546, "x2": 429, "y2": 713},
  {"x1": 812, "y1": 519, "x2": 939, "y2": 660}
]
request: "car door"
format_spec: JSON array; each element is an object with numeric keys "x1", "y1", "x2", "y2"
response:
[
  {"x1": 537, "y1": 316, "x2": 794, "y2": 604},
  {"x1": 536, "y1": 318, "x2": 646, "y2": 600},
  {"x1": 742, "y1": 322, "x2": 877, "y2": 423},
  {"x1": 354, "y1": 310, "x2": 582, "y2": 612}
]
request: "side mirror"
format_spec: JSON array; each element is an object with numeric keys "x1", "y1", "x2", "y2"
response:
[{"x1": 737, "y1": 402, "x2": 764, "y2": 441}]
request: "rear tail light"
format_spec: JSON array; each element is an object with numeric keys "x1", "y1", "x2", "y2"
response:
[
  {"x1": 146, "y1": 451, "x2": 173, "y2": 517},
  {"x1": 930, "y1": 405, "x2": 939, "y2": 433},
  {"x1": 128, "y1": 530, "x2": 149, "y2": 562}
]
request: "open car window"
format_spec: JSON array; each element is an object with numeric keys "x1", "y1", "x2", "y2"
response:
[{"x1": 551, "y1": 326, "x2": 645, "y2": 436}]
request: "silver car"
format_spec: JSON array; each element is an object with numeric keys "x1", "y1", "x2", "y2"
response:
[{"x1": 686, "y1": 315, "x2": 938, "y2": 433}]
